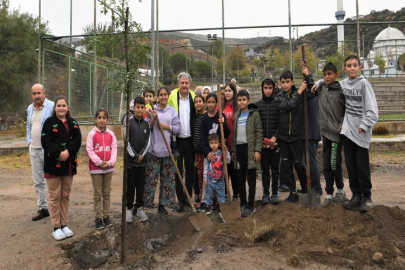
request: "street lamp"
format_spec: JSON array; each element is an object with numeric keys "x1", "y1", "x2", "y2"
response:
[{"x1": 208, "y1": 34, "x2": 217, "y2": 90}]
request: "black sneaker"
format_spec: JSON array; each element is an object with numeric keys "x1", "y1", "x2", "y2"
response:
[
  {"x1": 262, "y1": 194, "x2": 270, "y2": 205},
  {"x1": 95, "y1": 218, "x2": 105, "y2": 230},
  {"x1": 278, "y1": 184, "x2": 290, "y2": 192},
  {"x1": 240, "y1": 204, "x2": 247, "y2": 217},
  {"x1": 205, "y1": 206, "x2": 212, "y2": 215},
  {"x1": 195, "y1": 194, "x2": 201, "y2": 203},
  {"x1": 242, "y1": 207, "x2": 256, "y2": 218},
  {"x1": 32, "y1": 208, "x2": 50, "y2": 221},
  {"x1": 359, "y1": 197, "x2": 373, "y2": 212},
  {"x1": 103, "y1": 217, "x2": 113, "y2": 228},
  {"x1": 176, "y1": 201, "x2": 185, "y2": 213},
  {"x1": 285, "y1": 192, "x2": 299, "y2": 203},
  {"x1": 197, "y1": 202, "x2": 207, "y2": 212},
  {"x1": 297, "y1": 188, "x2": 308, "y2": 194},
  {"x1": 158, "y1": 205, "x2": 168, "y2": 215},
  {"x1": 343, "y1": 194, "x2": 362, "y2": 210},
  {"x1": 321, "y1": 198, "x2": 332, "y2": 208},
  {"x1": 271, "y1": 194, "x2": 280, "y2": 204}
]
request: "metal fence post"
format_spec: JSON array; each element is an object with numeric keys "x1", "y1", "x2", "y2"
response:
[{"x1": 68, "y1": 56, "x2": 71, "y2": 106}]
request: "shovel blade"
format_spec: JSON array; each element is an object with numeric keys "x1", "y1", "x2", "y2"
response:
[
  {"x1": 188, "y1": 211, "x2": 212, "y2": 231},
  {"x1": 299, "y1": 193, "x2": 321, "y2": 209},
  {"x1": 219, "y1": 201, "x2": 241, "y2": 222}
]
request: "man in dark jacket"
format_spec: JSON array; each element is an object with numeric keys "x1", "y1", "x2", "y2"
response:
[
  {"x1": 256, "y1": 78, "x2": 284, "y2": 206},
  {"x1": 277, "y1": 70, "x2": 314, "y2": 203}
]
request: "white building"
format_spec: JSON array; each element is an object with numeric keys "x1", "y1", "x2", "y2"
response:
[{"x1": 363, "y1": 26, "x2": 405, "y2": 77}]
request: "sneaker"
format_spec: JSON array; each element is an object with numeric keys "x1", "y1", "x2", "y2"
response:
[
  {"x1": 137, "y1": 207, "x2": 148, "y2": 222},
  {"x1": 240, "y1": 204, "x2": 247, "y2": 217},
  {"x1": 297, "y1": 188, "x2": 308, "y2": 194},
  {"x1": 232, "y1": 196, "x2": 240, "y2": 201},
  {"x1": 321, "y1": 198, "x2": 332, "y2": 208},
  {"x1": 158, "y1": 205, "x2": 168, "y2": 215},
  {"x1": 61, "y1": 226, "x2": 73, "y2": 238},
  {"x1": 132, "y1": 206, "x2": 137, "y2": 216},
  {"x1": 262, "y1": 194, "x2": 270, "y2": 205},
  {"x1": 52, "y1": 228, "x2": 66, "y2": 241},
  {"x1": 359, "y1": 197, "x2": 373, "y2": 212},
  {"x1": 126, "y1": 209, "x2": 133, "y2": 223},
  {"x1": 197, "y1": 203, "x2": 207, "y2": 212},
  {"x1": 95, "y1": 218, "x2": 105, "y2": 230},
  {"x1": 195, "y1": 194, "x2": 201, "y2": 203},
  {"x1": 333, "y1": 191, "x2": 347, "y2": 203},
  {"x1": 285, "y1": 192, "x2": 299, "y2": 203},
  {"x1": 32, "y1": 208, "x2": 50, "y2": 221},
  {"x1": 278, "y1": 184, "x2": 290, "y2": 192},
  {"x1": 242, "y1": 207, "x2": 256, "y2": 218},
  {"x1": 343, "y1": 194, "x2": 362, "y2": 210},
  {"x1": 103, "y1": 217, "x2": 113, "y2": 228},
  {"x1": 271, "y1": 194, "x2": 280, "y2": 204},
  {"x1": 205, "y1": 205, "x2": 212, "y2": 215},
  {"x1": 176, "y1": 201, "x2": 185, "y2": 213}
]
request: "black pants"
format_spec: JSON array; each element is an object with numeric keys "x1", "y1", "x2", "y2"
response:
[
  {"x1": 228, "y1": 160, "x2": 239, "y2": 197},
  {"x1": 323, "y1": 136, "x2": 344, "y2": 195},
  {"x1": 193, "y1": 166, "x2": 199, "y2": 196},
  {"x1": 342, "y1": 135, "x2": 372, "y2": 197},
  {"x1": 236, "y1": 144, "x2": 257, "y2": 208},
  {"x1": 175, "y1": 137, "x2": 195, "y2": 203},
  {"x1": 279, "y1": 139, "x2": 307, "y2": 192},
  {"x1": 126, "y1": 166, "x2": 146, "y2": 209},
  {"x1": 261, "y1": 147, "x2": 280, "y2": 195},
  {"x1": 302, "y1": 139, "x2": 322, "y2": 192}
]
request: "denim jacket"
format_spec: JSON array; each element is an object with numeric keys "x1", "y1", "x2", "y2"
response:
[{"x1": 26, "y1": 98, "x2": 54, "y2": 145}]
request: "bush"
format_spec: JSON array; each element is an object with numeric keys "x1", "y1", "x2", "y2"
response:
[{"x1": 372, "y1": 123, "x2": 389, "y2": 135}]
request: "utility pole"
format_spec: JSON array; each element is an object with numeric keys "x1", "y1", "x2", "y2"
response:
[
  {"x1": 288, "y1": 0, "x2": 292, "y2": 71},
  {"x1": 38, "y1": 0, "x2": 41, "y2": 82},
  {"x1": 70, "y1": 0, "x2": 73, "y2": 49},
  {"x1": 93, "y1": 0, "x2": 98, "y2": 112},
  {"x1": 151, "y1": 0, "x2": 155, "y2": 91},
  {"x1": 356, "y1": 0, "x2": 360, "y2": 57},
  {"x1": 222, "y1": 0, "x2": 225, "y2": 85},
  {"x1": 156, "y1": 0, "x2": 159, "y2": 90}
]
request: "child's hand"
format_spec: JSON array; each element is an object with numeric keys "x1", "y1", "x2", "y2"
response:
[
  {"x1": 138, "y1": 155, "x2": 143, "y2": 162},
  {"x1": 204, "y1": 180, "x2": 208, "y2": 186},
  {"x1": 207, "y1": 152, "x2": 215, "y2": 162},
  {"x1": 101, "y1": 161, "x2": 109, "y2": 169},
  {"x1": 358, "y1": 128, "x2": 365, "y2": 134},
  {"x1": 218, "y1": 115, "x2": 225, "y2": 124},
  {"x1": 231, "y1": 152, "x2": 235, "y2": 161},
  {"x1": 160, "y1": 123, "x2": 170, "y2": 130},
  {"x1": 298, "y1": 81, "x2": 307, "y2": 94},
  {"x1": 222, "y1": 145, "x2": 227, "y2": 152},
  {"x1": 145, "y1": 107, "x2": 152, "y2": 118},
  {"x1": 269, "y1": 136, "x2": 277, "y2": 149},
  {"x1": 151, "y1": 110, "x2": 158, "y2": 118},
  {"x1": 301, "y1": 65, "x2": 309, "y2": 76},
  {"x1": 254, "y1": 152, "x2": 261, "y2": 162},
  {"x1": 300, "y1": 58, "x2": 307, "y2": 67},
  {"x1": 311, "y1": 84, "x2": 318, "y2": 94},
  {"x1": 338, "y1": 124, "x2": 342, "y2": 132}
]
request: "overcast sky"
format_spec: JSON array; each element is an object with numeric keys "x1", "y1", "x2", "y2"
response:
[{"x1": 9, "y1": 0, "x2": 404, "y2": 40}]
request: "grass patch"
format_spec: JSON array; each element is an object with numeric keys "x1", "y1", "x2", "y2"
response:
[{"x1": 379, "y1": 114, "x2": 405, "y2": 120}]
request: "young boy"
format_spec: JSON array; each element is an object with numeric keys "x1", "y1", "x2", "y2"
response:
[
  {"x1": 143, "y1": 88, "x2": 155, "y2": 117},
  {"x1": 256, "y1": 78, "x2": 282, "y2": 205},
  {"x1": 232, "y1": 90, "x2": 263, "y2": 217},
  {"x1": 309, "y1": 62, "x2": 347, "y2": 207},
  {"x1": 340, "y1": 55, "x2": 378, "y2": 212},
  {"x1": 277, "y1": 70, "x2": 314, "y2": 203},
  {"x1": 126, "y1": 96, "x2": 151, "y2": 222},
  {"x1": 203, "y1": 134, "x2": 231, "y2": 214}
]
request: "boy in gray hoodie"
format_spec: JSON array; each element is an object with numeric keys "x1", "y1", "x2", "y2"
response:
[{"x1": 340, "y1": 55, "x2": 378, "y2": 212}]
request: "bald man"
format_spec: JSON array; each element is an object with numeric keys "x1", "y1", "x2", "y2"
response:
[{"x1": 26, "y1": 84, "x2": 54, "y2": 221}]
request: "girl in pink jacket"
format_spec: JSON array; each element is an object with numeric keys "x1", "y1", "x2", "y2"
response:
[{"x1": 86, "y1": 109, "x2": 117, "y2": 230}]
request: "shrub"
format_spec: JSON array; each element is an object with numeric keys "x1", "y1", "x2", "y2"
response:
[{"x1": 373, "y1": 123, "x2": 389, "y2": 135}]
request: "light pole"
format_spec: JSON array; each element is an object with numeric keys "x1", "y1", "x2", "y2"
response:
[{"x1": 208, "y1": 34, "x2": 217, "y2": 90}]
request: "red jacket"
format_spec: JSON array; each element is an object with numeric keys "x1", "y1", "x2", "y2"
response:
[
  {"x1": 86, "y1": 127, "x2": 117, "y2": 174},
  {"x1": 223, "y1": 102, "x2": 235, "y2": 150}
]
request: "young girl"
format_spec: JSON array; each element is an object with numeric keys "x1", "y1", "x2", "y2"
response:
[
  {"x1": 223, "y1": 83, "x2": 239, "y2": 200},
  {"x1": 202, "y1": 86, "x2": 211, "y2": 101},
  {"x1": 198, "y1": 92, "x2": 230, "y2": 211},
  {"x1": 86, "y1": 109, "x2": 117, "y2": 230},
  {"x1": 192, "y1": 95, "x2": 206, "y2": 204}
]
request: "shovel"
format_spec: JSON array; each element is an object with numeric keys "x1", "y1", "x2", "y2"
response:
[
  {"x1": 151, "y1": 104, "x2": 211, "y2": 231},
  {"x1": 298, "y1": 45, "x2": 321, "y2": 210},
  {"x1": 216, "y1": 84, "x2": 242, "y2": 222}
]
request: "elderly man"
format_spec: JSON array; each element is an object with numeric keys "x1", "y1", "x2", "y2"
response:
[
  {"x1": 194, "y1": 86, "x2": 203, "y2": 96},
  {"x1": 26, "y1": 84, "x2": 54, "y2": 221},
  {"x1": 168, "y1": 72, "x2": 196, "y2": 212}
]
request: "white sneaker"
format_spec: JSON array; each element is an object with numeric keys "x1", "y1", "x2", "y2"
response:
[
  {"x1": 62, "y1": 226, "x2": 73, "y2": 238},
  {"x1": 126, "y1": 209, "x2": 133, "y2": 223},
  {"x1": 136, "y1": 207, "x2": 148, "y2": 222},
  {"x1": 52, "y1": 229, "x2": 66, "y2": 241}
]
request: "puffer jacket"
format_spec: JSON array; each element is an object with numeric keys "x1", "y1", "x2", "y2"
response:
[
  {"x1": 86, "y1": 127, "x2": 117, "y2": 174},
  {"x1": 232, "y1": 103, "x2": 263, "y2": 170},
  {"x1": 315, "y1": 80, "x2": 345, "y2": 143},
  {"x1": 277, "y1": 74, "x2": 314, "y2": 142},
  {"x1": 256, "y1": 86, "x2": 280, "y2": 139}
]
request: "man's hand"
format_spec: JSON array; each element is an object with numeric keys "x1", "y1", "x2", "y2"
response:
[
  {"x1": 338, "y1": 124, "x2": 342, "y2": 132},
  {"x1": 358, "y1": 128, "x2": 365, "y2": 134},
  {"x1": 207, "y1": 152, "x2": 215, "y2": 162},
  {"x1": 218, "y1": 115, "x2": 225, "y2": 124},
  {"x1": 254, "y1": 152, "x2": 261, "y2": 162},
  {"x1": 298, "y1": 81, "x2": 307, "y2": 94},
  {"x1": 311, "y1": 84, "x2": 318, "y2": 94}
]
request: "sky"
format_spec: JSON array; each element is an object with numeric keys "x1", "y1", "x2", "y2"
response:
[{"x1": 8, "y1": 0, "x2": 405, "y2": 40}]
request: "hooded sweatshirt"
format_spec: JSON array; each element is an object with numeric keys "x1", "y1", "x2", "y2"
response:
[
  {"x1": 201, "y1": 111, "x2": 230, "y2": 157},
  {"x1": 340, "y1": 75, "x2": 378, "y2": 149},
  {"x1": 86, "y1": 126, "x2": 118, "y2": 174},
  {"x1": 127, "y1": 116, "x2": 151, "y2": 167},
  {"x1": 256, "y1": 78, "x2": 280, "y2": 139},
  {"x1": 145, "y1": 104, "x2": 181, "y2": 158},
  {"x1": 314, "y1": 80, "x2": 346, "y2": 143}
]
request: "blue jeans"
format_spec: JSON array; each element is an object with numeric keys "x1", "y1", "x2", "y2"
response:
[{"x1": 206, "y1": 180, "x2": 225, "y2": 206}]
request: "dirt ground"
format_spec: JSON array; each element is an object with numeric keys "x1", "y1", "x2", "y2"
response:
[{"x1": 0, "y1": 151, "x2": 404, "y2": 270}]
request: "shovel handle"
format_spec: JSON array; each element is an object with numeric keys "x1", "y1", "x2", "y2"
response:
[
  {"x1": 217, "y1": 84, "x2": 232, "y2": 202},
  {"x1": 151, "y1": 104, "x2": 196, "y2": 211}
]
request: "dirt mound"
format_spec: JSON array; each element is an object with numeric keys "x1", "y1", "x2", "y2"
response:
[{"x1": 63, "y1": 203, "x2": 405, "y2": 269}]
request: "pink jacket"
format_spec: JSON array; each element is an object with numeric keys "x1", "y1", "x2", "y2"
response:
[{"x1": 86, "y1": 126, "x2": 117, "y2": 174}]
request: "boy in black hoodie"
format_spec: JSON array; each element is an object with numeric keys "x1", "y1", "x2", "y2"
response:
[
  {"x1": 256, "y1": 78, "x2": 282, "y2": 205},
  {"x1": 277, "y1": 70, "x2": 314, "y2": 203}
]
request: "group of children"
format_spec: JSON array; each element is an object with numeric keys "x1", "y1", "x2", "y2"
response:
[{"x1": 84, "y1": 54, "x2": 378, "y2": 229}]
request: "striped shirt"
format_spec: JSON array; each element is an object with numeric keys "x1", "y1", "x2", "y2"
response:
[{"x1": 193, "y1": 113, "x2": 205, "y2": 153}]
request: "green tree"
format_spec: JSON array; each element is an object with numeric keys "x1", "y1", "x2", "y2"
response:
[
  {"x1": 212, "y1": 39, "x2": 223, "y2": 59},
  {"x1": 374, "y1": 55, "x2": 386, "y2": 74},
  {"x1": 193, "y1": 60, "x2": 212, "y2": 78},
  {"x1": 292, "y1": 45, "x2": 319, "y2": 76},
  {"x1": 169, "y1": 52, "x2": 188, "y2": 75},
  {"x1": 325, "y1": 43, "x2": 355, "y2": 72},
  {"x1": 396, "y1": 53, "x2": 405, "y2": 71}
]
